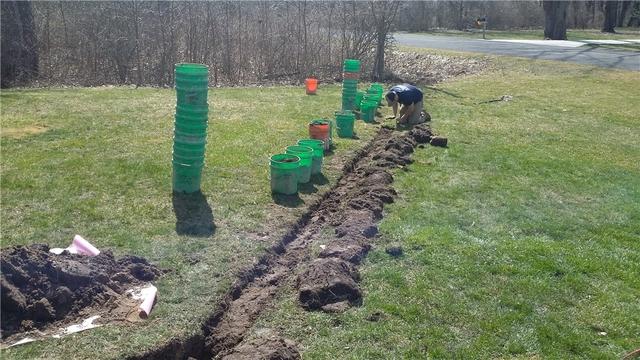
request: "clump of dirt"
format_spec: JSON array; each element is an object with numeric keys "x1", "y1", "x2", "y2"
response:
[
  {"x1": 220, "y1": 331, "x2": 300, "y2": 360},
  {"x1": 297, "y1": 258, "x2": 362, "y2": 311},
  {"x1": 409, "y1": 125, "x2": 433, "y2": 144},
  {"x1": 430, "y1": 136, "x2": 448, "y2": 147},
  {"x1": 1, "y1": 243, "x2": 162, "y2": 338},
  {"x1": 385, "y1": 246, "x2": 404, "y2": 258},
  {"x1": 319, "y1": 243, "x2": 371, "y2": 265},
  {"x1": 335, "y1": 211, "x2": 379, "y2": 239}
]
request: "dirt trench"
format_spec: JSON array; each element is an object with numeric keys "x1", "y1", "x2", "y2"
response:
[{"x1": 130, "y1": 124, "x2": 434, "y2": 360}]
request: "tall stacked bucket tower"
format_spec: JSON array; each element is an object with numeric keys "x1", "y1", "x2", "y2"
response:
[
  {"x1": 172, "y1": 64, "x2": 209, "y2": 193},
  {"x1": 341, "y1": 59, "x2": 361, "y2": 111}
]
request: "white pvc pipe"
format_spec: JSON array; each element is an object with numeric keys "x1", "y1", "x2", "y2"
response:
[
  {"x1": 49, "y1": 235, "x2": 100, "y2": 256},
  {"x1": 69, "y1": 235, "x2": 101, "y2": 256},
  {"x1": 138, "y1": 285, "x2": 158, "y2": 318}
]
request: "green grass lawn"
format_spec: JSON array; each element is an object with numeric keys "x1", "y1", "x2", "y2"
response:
[
  {"x1": 0, "y1": 85, "x2": 378, "y2": 358},
  {"x1": 2, "y1": 52, "x2": 639, "y2": 359},
  {"x1": 414, "y1": 28, "x2": 640, "y2": 51},
  {"x1": 250, "y1": 54, "x2": 640, "y2": 358}
]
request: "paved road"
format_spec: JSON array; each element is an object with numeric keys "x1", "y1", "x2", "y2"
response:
[{"x1": 394, "y1": 33, "x2": 640, "y2": 71}]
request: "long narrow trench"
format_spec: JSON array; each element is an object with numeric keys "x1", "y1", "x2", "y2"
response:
[{"x1": 129, "y1": 124, "x2": 434, "y2": 360}]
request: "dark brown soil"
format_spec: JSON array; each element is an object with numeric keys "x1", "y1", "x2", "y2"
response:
[
  {"x1": 1, "y1": 243, "x2": 162, "y2": 338},
  {"x1": 297, "y1": 258, "x2": 362, "y2": 310},
  {"x1": 430, "y1": 136, "x2": 448, "y2": 147},
  {"x1": 220, "y1": 331, "x2": 300, "y2": 360},
  {"x1": 129, "y1": 124, "x2": 436, "y2": 360},
  {"x1": 319, "y1": 243, "x2": 372, "y2": 265},
  {"x1": 385, "y1": 246, "x2": 404, "y2": 257}
]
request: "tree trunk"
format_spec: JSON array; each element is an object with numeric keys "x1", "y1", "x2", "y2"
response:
[
  {"x1": 373, "y1": 31, "x2": 385, "y2": 81},
  {"x1": 1, "y1": 1, "x2": 39, "y2": 87},
  {"x1": 602, "y1": 0, "x2": 618, "y2": 32},
  {"x1": 629, "y1": 1, "x2": 640, "y2": 27},
  {"x1": 371, "y1": 1, "x2": 399, "y2": 82},
  {"x1": 543, "y1": 1, "x2": 568, "y2": 40},
  {"x1": 618, "y1": 0, "x2": 632, "y2": 27},
  {"x1": 457, "y1": 1, "x2": 464, "y2": 31}
]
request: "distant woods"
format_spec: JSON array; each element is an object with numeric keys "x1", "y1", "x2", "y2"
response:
[
  {"x1": 1, "y1": 1, "x2": 398, "y2": 88},
  {"x1": 1, "y1": 1, "x2": 639, "y2": 88}
]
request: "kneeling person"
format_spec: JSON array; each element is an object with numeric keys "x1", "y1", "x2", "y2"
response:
[{"x1": 385, "y1": 84, "x2": 425, "y2": 126}]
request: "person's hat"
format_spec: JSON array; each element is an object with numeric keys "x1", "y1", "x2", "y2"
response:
[{"x1": 386, "y1": 91, "x2": 397, "y2": 102}]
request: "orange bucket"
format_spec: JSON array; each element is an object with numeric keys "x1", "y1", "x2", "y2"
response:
[
  {"x1": 305, "y1": 78, "x2": 318, "y2": 95},
  {"x1": 309, "y1": 121, "x2": 330, "y2": 150}
]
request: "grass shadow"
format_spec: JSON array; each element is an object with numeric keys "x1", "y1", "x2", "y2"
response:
[
  {"x1": 172, "y1": 191, "x2": 216, "y2": 237},
  {"x1": 271, "y1": 192, "x2": 304, "y2": 208}
]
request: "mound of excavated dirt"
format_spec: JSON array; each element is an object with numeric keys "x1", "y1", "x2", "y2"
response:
[
  {"x1": 221, "y1": 331, "x2": 300, "y2": 360},
  {"x1": 387, "y1": 50, "x2": 488, "y2": 85},
  {"x1": 297, "y1": 258, "x2": 361, "y2": 311},
  {"x1": 1, "y1": 244, "x2": 162, "y2": 338}
]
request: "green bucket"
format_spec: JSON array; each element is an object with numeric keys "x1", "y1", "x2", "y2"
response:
[
  {"x1": 174, "y1": 143, "x2": 205, "y2": 157},
  {"x1": 175, "y1": 63, "x2": 209, "y2": 77},
  {"x1": 176, "y1": 104, "x2": 209, "y2": 118},
  {"x1": 361, "y1": 102, "x2": 377, "y2": 123},
  {"x1": 342, "y1": 100, "x2": 355, "y2": 111},
  {"x1": 175, "y1": 114, "x2": 208, "y2": 127},
  {"x1": 173, "y1": 138, "x2": 206, "y2": 149},
  {"x1": 175, "y1": 121, "x2": 208, "y2": 134},
  {"x1": 297, "y1": 139, "x2": 324, "y2": 175},
  {"x1": 172, "y1": 161, "x2": 203, "y2": 193},
  {"x1": 173, "y1": 152, "x2": 204, "y2": 166},
  {"x1": 336, "y1": 117, "x2": 354, "y2": 138},
  {"x1": 285, "y1": 145, "x2": 313, "y2": 184},
  {"x1": 176, "y1": 89, "x2": 208, "y2": 106},
  {"x1": 355, "y1": 91, "x2": 364, "y2": 110},
  {"x1": 335, "y1": 110, "x2": 355, "y2": 119},
  {"x1": 270, "y1": 154, "x2": 300, "y2": 195},
  {"x1": 175, "y1": 78, "x2": 208, "y2": 91},
  {"x1": 174, "y1": 130, "x2": 207, "y2": 144},
  {"x1": 343, "y1": 59, "x2": 361, "y2": 72}
]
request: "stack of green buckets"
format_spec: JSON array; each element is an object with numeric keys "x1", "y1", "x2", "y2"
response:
[
  {"x1": 360, "y1": 83, "x2": 384, "y2": 123},
  {"x1": 172, "y1": 63, "x2": 209, "y2": 193},
  {"x1": 342, "y1": 59, "x2": 360, "y2": 111}
]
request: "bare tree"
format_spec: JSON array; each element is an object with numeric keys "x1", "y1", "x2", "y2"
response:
[
  {"x1": 1, "y1": 1, "x2": 39, "y2": 87},
  {"x1": 602, "y1": 0, "x2": 619, "y2": 32},
  {"x1": 370, "y1": 1, "x2": 399, "y2": 81},
  {"x1": 543, "y1": 1, "x2": 568, "y2": 40},
  {"x1": 629, "y1": 1, "x2": 640, "y2": 26}
]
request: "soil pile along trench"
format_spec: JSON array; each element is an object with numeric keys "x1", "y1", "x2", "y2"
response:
[
  {"x1": 131, "y1": 124, "x2": 434, "y2": 360},
  {"x1": 1, "y1": 244, "x2": 163, "y2": 340}
]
